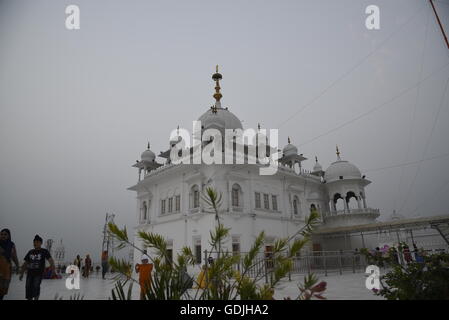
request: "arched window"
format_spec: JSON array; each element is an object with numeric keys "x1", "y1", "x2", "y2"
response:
[
  {"x1": 293, "y1": 196, "x2": 300, "y2": 215},
  {"x1": 334, "y1": 193, "x2": 345, "y2": 212},
  {"x1": 346, "y1": 191, "x2": 358, "y2": 210},
  {"x1": 191, "y1": 185, "x2": 200, "y2": 209},
  {"x1": 142, "y1": 201, "x2": 147, "y2": 221},
  {"x1": 232, "y1": 183, "x2": 243, "y2": 207},
  {"x1": 310, "y1": 203, "x2": 316, "y2": 213}
]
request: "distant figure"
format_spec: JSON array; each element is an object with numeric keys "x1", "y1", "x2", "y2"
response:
[
  {"x1": 84, "y1": 254, "x2": 92, "y2": 278},
  {"x1": 101, "y1": 251, "x2": 109, "y2": 279},
  {"x1": 390, "y1": 247, "x2": 399, "y2": 265},
  {"x1": 413, "y1": 243, "x2": 420, "y2": 261},
  {"x1": 353, "y1": 248, "x2": 360, "y2": 266},
  {"x1": 74, "y1": 255, "x2": 82, "y2": 270},
  {"x1": 416, "y1": 248, "x2": 426, "y2": 263},
  {"x1": 375, "y1": 247, "x2": 381, "y2": 257},
  {"x1": 135, "y1": 254, "x2": 153, "y2": 300},
  {"x1": 0, "y1": 229, "x2": 20, "y2": 300},
  {"x1": 374, "y1": 247, "x2": 384, "y2": 267},
  {"x1": 403, "y1": 245, "x2": 412, "y2": 264},
  {"x1": 195, "y1": 265, "x2": 208, "y2": 289},
  {"x1": 19, "y1": 235, "x2": 55, "y2": 300}
]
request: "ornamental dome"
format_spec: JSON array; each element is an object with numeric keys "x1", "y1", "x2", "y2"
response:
[
  {"x1": 324, "y1": 160, "x2": 362, "y2": 182},
  {"x1": 141, "y1": 143, "x2": 155, "y2": 162},
  {"x1": 282, "y1": 138, "x2": 297, "y2": 157},
  {"x1": 313, "y1": 161, "x2": 323, "y2": 172},
  {"x1": 198, "y1": 107, "x2": 242, "y2": 131}
]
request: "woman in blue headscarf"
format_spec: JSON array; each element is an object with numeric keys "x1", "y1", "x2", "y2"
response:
[{"x1": 0, "y1": 228, "x2": 20, "y2": 300}]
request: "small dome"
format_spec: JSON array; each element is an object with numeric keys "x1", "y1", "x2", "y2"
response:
[
  {"x1": 198, "y1": 107, "x2": 243, "y2": 131},
  {"x1": 324, "y1": 160, "x2": 361, "y2": 182},
  {"x1": 283, "y1": 143, "x2": 298, "y2": 157},
  {"x1": 313, "y1": 156, "x2": 323, "y2": 172},
  {"x1": 141, "y1": 148, "x2": 155, "y2": 162},
  {"x1": 313, "y1": 162, "x2": 323, "y2": 172},
  {"x1": 199, "y1": 111, "x2": 226, "y2": 131}
]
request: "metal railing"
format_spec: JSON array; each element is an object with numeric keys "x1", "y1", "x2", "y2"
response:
[
  {"x1": 204, "y1": 248, "x2": 449, "y2": 284},
  {"x1": 288, "y1": 252, "x2": 368, "y2": 276},
  {"x1": 205, "y1": 250, "x2": 369, "y2": 283}
]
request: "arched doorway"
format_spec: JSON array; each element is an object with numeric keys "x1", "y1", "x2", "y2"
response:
[
  {"x1": 334, "y1": 193, "x2": 345, "y2": 212},
  {"x1": 346, "y1": 191, "x2": 359, "y2": 211}
]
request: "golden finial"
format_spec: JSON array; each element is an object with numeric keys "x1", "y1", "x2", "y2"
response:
[
  {"x1": 212, "y1": 65, "x2": 223, "y2": 103},
  {"x1": 288, "y1": 136, "x2": 291, "y2": 144},
  {"x1": 336, "y1": 145, "x2": 341, "y2": 159},
  {"x1": 258, "y1": 123, "x2": 261, "y2": 131},
  {"x1": 147, "y1": 142, "x2": 150, "y2": 149},
  {"x1": 315, "y1": 156, "x2": 318, "y2": 163}
]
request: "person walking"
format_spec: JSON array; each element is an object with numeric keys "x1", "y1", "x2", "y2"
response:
[
  {"x1": 101, "y1": 251, "x2": 109, "y2": 279},
  {"x1": 74, "y1": 255, "x2": 82, "y2": 271},
  {"x1": 0, "y1": 229, "x2": 20, "y2": 300},
  {"x1": 135, "y1": 254, "x2": 153, "y2": 300},
  {"x1": 19, "y1": 235, "x2": 55, "y2": 300},
  {"x1": 84, "y1": 254, "x2": 92, "y2": 278}
]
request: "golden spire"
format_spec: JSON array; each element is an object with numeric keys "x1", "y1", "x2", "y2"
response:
[
  {"x1": 288, "y1": 136, "x2": 291, "y2": 144},
  {"x1": 212, "y1": 65, "x2": 223, "y2": 103},
  {"x1": 147, "y1": 142, "x2": 150, "y2": 149},
  {"x1": 315, "y1": 156, "x2": 318, "y2": 163},
  {"x1": 258, "y1": 123, "x2": 261, "y2": 131},
  {"x1": 336, "y1": 145, "x2": 341, "y2": 160}
]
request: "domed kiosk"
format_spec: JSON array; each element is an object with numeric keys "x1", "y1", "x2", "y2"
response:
[
  {"x1": 133, "y1": 142, "x2": 162, "y2": 180},
  {"x1": 321, "y1": 146, "x2": 380, "y2": 228}
]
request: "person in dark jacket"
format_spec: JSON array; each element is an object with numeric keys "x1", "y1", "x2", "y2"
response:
[{"x1": 19, "y1": 235, "x2": 55, "y2": 300}]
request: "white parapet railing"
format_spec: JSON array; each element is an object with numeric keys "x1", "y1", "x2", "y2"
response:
[{"x1": 324, "y1": 208, "x2": 380, "y2": 216}]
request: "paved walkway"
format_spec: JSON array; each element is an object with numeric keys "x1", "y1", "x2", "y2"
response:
[{"x1": 4, "y1": 271, "x2": 382, "y2": 300}]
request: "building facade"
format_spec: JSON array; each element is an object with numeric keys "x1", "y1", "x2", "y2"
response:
[{"x1": 128, "y1": 68, "x2": 380, "y2": 264}]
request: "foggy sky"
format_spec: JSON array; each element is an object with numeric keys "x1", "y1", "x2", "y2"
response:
[{"x1": 1, "y1": 0, "x2": 448, "y2": 262}]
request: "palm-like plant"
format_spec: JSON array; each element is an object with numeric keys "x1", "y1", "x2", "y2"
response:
[{"x1": 108, "y1": 187, "x2": 324, "y2": 300}]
